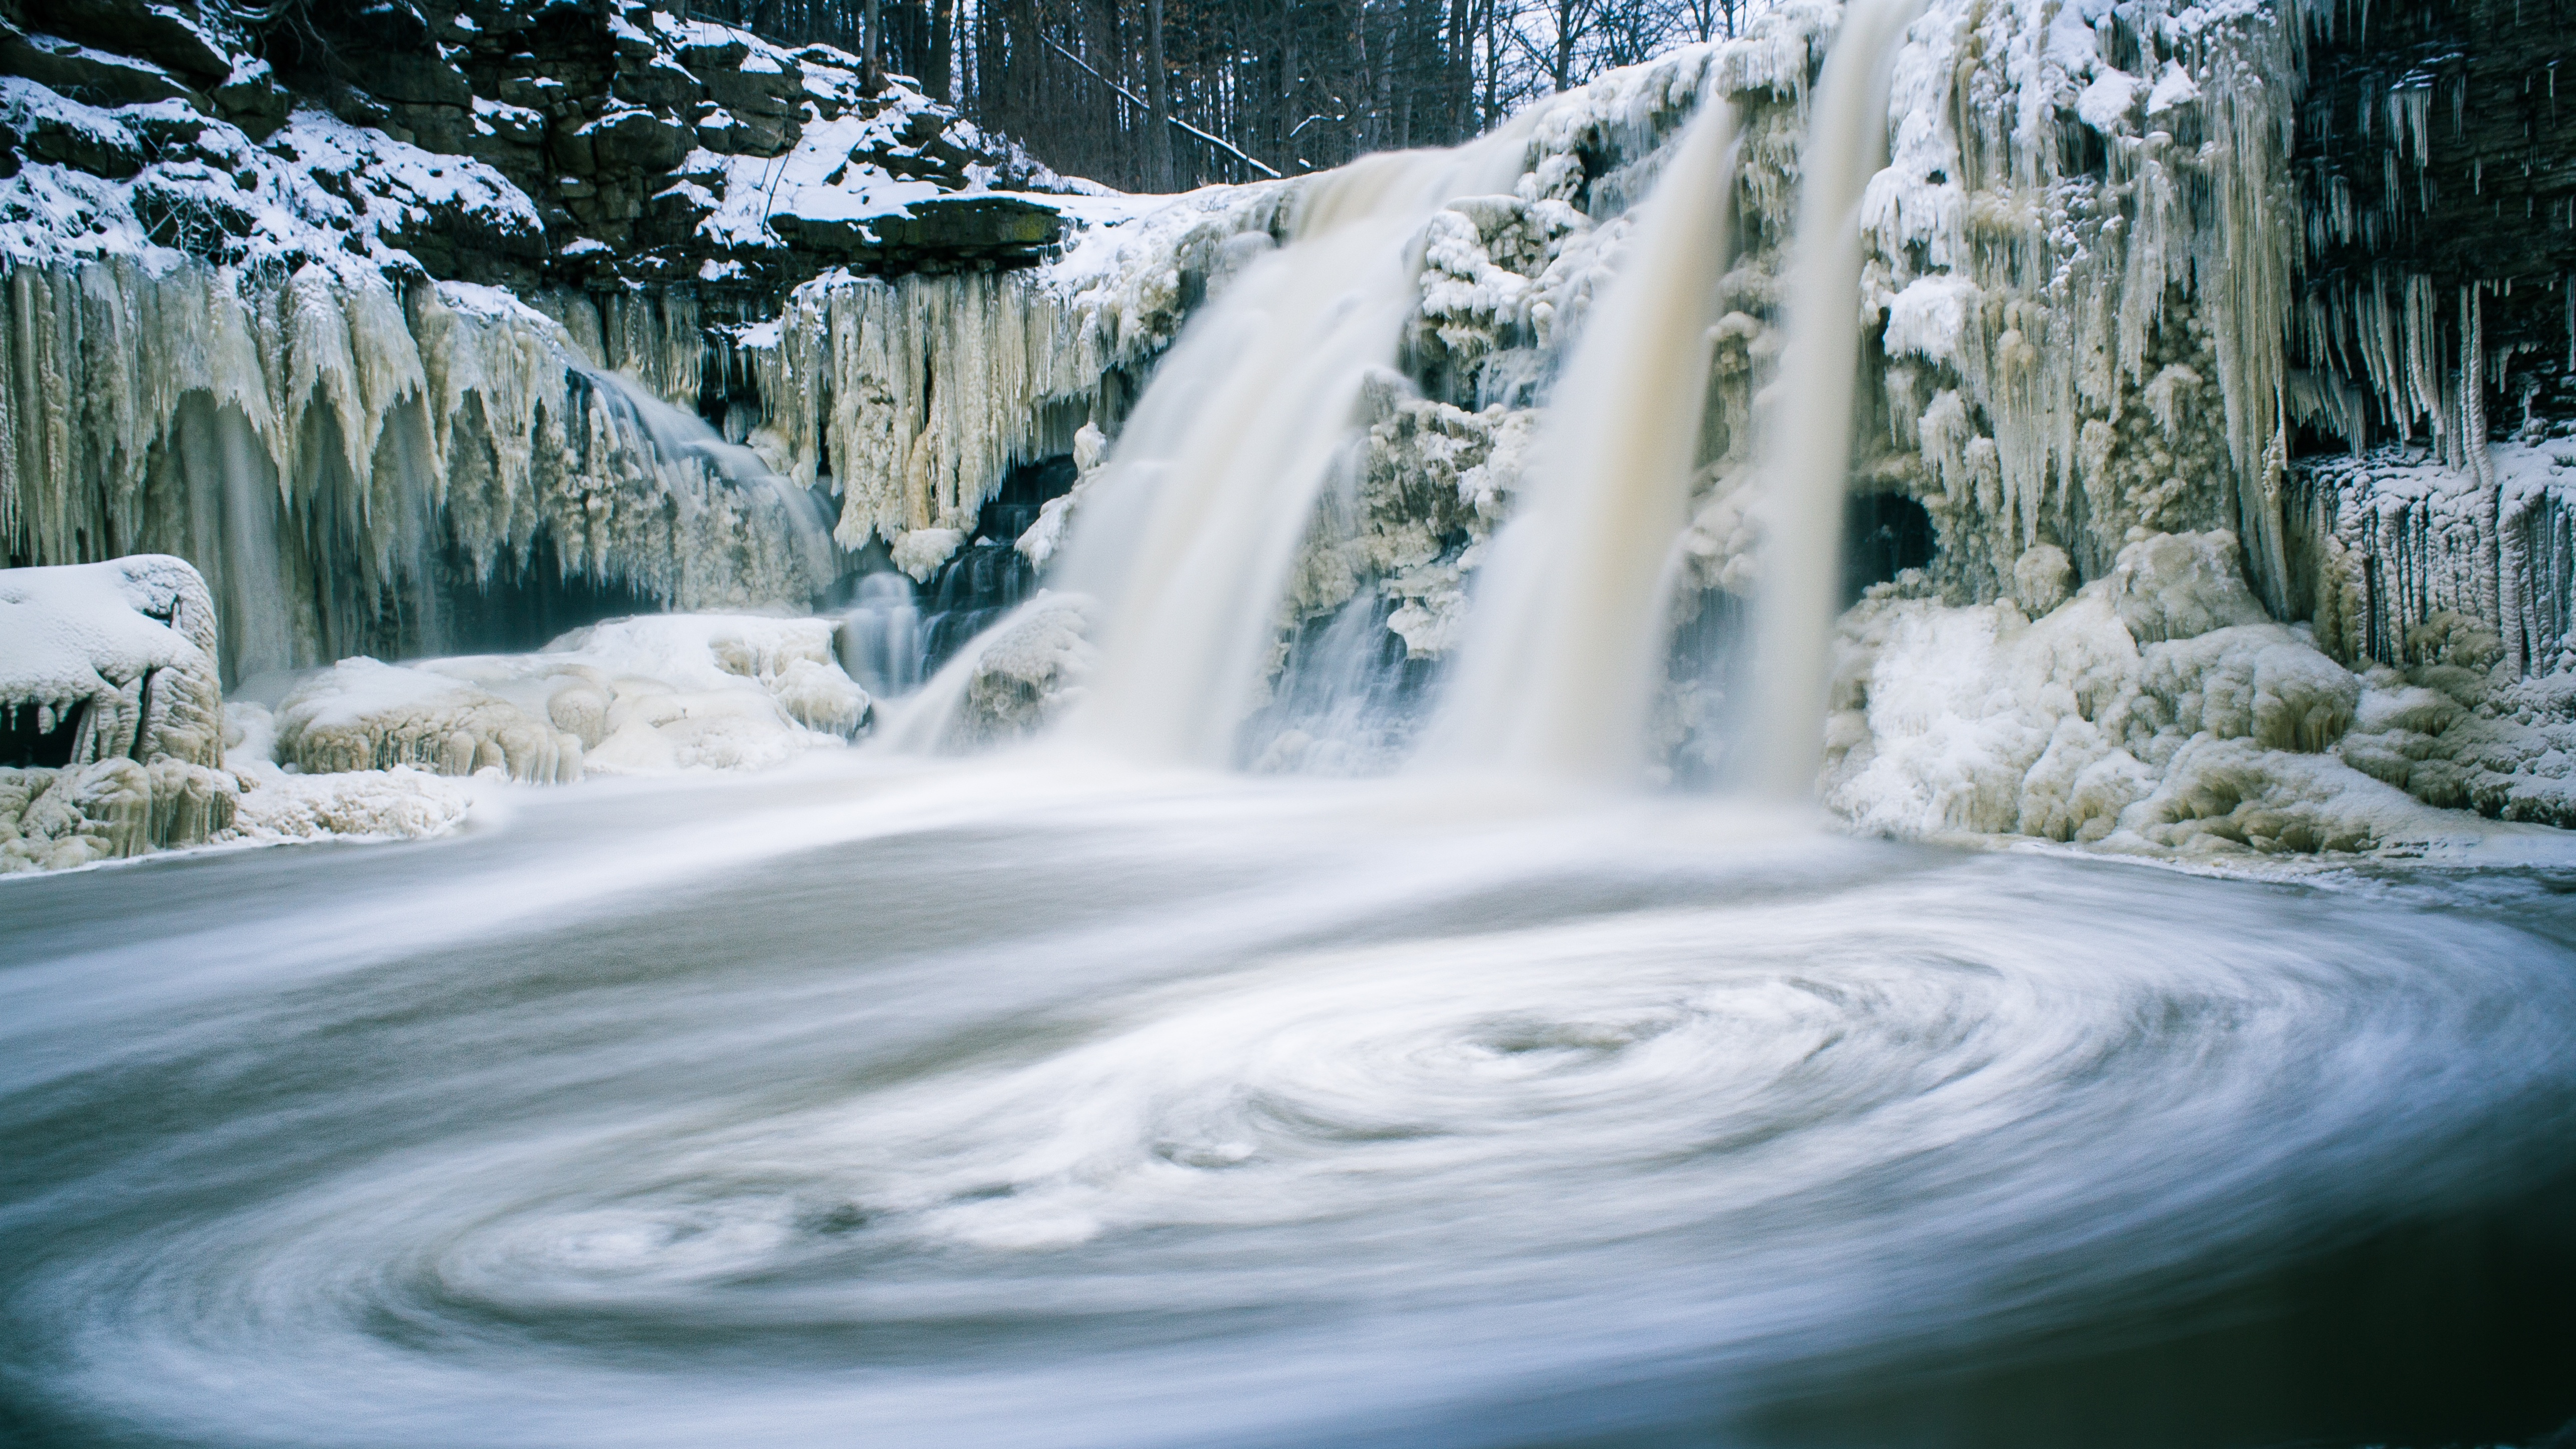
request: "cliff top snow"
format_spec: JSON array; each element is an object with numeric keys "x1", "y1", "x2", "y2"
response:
[{"x1": 0, "y1": 0, "x2": 1111, "y2": 290}]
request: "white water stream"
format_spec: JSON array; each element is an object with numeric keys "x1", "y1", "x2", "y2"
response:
[
  {"x1": 1432, "y1": 96, "x2": 1743, "y2": 782},
  {"x1": 1054, "y1": 134, "x2": 1535, "y2": 766},
  {"x1": 1742, "y1": 0, "x2": 1925, "y2": 797}
]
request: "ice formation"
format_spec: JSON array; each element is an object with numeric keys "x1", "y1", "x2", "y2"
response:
[
  {"x1": 270, "y1": 613, "x2": 867, "y2": 780},
  {"x1": 0, "y1": 554, "x2": 234, "y2": 869},
  {"x1": 0, "y1": 4, "x2": 1126, "y2": 678},
  {"x1": 0, "y1": 261, "x2": 842, "y2": 682}
]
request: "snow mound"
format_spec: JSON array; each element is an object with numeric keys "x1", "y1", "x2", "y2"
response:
[
  {"x1": 0, "y1": 554, "x2": 225, "y2": 769},
  {"x1": 268, "y1": 613, "x2": 869, "y2": 782}
]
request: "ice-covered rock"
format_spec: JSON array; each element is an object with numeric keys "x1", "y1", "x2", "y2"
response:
[
  {"x1": 0, "y1": 554, "x2": 224, "y2": 768},
  {"x1": 956, "y1": 596, "x2": 1096, "y2": 743},
  {"x1": 880, "y1": 592, "x2": 1097, "y2": 752},
  {"x1": 0, "y1": 554, "x2": 239, "y2": 869},
  {"x1": 269, "y1": 613, "x2": 869, "y2": 782},
  {"x1": 1823, "y1": 531, "x2": 2414, "y2": 853}
]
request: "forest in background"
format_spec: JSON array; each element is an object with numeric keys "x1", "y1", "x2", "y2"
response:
[{"x1": 680, "y1": 0, "x2": 1772, "y2": 190}]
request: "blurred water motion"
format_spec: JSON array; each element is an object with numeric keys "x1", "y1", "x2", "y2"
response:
[{"x1": 2, "y1": 755, "x2": 2572, "y2": 1448}]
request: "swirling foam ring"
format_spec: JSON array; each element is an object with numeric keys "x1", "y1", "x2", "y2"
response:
[{"x1": 324, "y1": 871, "x2": 2575, "y2": 1318}]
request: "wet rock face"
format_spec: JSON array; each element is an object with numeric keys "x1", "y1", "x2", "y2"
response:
[{"x1": 2294, "y1": 0, "x2": 2576, "y2": 446}]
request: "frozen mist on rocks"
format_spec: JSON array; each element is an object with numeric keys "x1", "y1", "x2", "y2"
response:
[{"x1": 5, "y1": 0, "x2": 2576, "y2": 1445}]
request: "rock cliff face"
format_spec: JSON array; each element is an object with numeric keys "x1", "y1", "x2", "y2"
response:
[
  {"x1": 0, "y1": 0, "x2": 1075, "y2": 289},
  {"x1": 0, "y1": 0, "x2": 1140, "y2": 680},
  {"x1": 2289, "y1": 0, "x2": 2576, "y2": 456}
]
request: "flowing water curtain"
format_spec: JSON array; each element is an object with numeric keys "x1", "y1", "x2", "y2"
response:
[
  {"x1": 1054, "y1": 140, "x2": 1538, "y2": 765},
  {"x1": 1743, "y1": 0, "x2": 1926, "y2": 800},
  {"x1": 1430, "y1": 76, "x2": 1745, "y2": 783}
]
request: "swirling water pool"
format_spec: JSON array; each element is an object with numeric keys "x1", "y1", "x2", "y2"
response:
[{"x1": 4, "y1": 755, "x2": 2572, "y2": 1448}]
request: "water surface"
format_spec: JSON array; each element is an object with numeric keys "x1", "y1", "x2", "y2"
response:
[{"x1": 4, "y1": 756, "x2": 2572, "y2": 1447}]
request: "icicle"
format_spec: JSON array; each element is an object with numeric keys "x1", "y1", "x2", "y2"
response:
[{"x1": 3, "y1": 260, "x2": 840, "y2": 682}]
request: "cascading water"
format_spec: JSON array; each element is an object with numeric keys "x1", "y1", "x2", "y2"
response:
[
  {"x1": 1244, "y1": 591, "x2": 1439, "y2": 775},
  {"x1": 1741, "y1": 0, "x2": 1926, "y2": 798},
  {"x1": 1429, "y1": 93, "x2": 1744, "y2": 784},
  {"x1": 1049, "y1": 133, "x2": 1535, "y2": 766},
  {"x1": 935, "y1": 0, "x2": 1917, "y2": 794},
  {"x1": 834, "y1": 572, "x2": 926, "y2": 698}
]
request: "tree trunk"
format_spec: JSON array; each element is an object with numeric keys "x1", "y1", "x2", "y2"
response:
[
  {"x1": 928, "y1": 0, "x2": 954, "y2": 99},
  {"x1": 1143, "y1": 0, "x2": 1175, "y2": 191}
]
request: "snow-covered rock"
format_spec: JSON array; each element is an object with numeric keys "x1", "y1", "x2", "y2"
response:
[
  {"x1": 0, "y1": 555, "x2": 238, "y2": 870},
  {"x1": 0, "y1": 554, "x2": 224, "y2": 768},
  {"x1": 269, "y1": 613, "x2": 869, "y2": 781}
]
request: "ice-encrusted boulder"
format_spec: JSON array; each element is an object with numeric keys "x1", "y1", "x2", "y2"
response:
[
  {"x1": 0, "y1": 555, "x2": 237, "y2": 869},
  {"x1": 955, "y1": 596, "x2": 1095, "y2": 743},
  {"x1": 1823, "y1": 531, "x2": 2413, "y2": 854},
  {"x1": 270, "y1": 613, "x2": 870, "y2": 781},
  {"x1": 0, "y1": 553, "x2": 224, "y2": 767},
  {"x1": 878, "y1": 592, "x2": 1097, "y2": 752}
]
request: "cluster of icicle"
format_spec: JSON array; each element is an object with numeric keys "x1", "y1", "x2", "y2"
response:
[
  {"x1": 0, "y1": 258, "x2": 835, "y2": 682},
  {"x1": 1864, "y1": 0, "x2": 2310, "y2": 611},
  {"x1": 2289, "y1": 440, "x2": 2576, "y2": 680},
  {"x1": 745, "y1": 270, "x2": 1114, "y2": 577},
  {"x1": 734, "y1": 180, "x2": 1332, "y2": 583}
]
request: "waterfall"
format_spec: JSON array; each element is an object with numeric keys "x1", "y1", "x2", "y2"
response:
[
  {"x1": 169, "y1": 395, "x2": 297, "y2": 686},
  {"x1": 1741, "y1": 0, "x2": 1924, "y2": 800},
  {"x1": 1051, "y1": 133, "x2": 1535, "y2": 767},
  {"x1": 834, "y1": 572, "x2": 926, "y2": 699},
  {"x1": 1427, "y1": 91, "x2": 1743, "y2": 784},
  {"x1": 885, "y1": 4, "x2": 1928, "y2": 789}
]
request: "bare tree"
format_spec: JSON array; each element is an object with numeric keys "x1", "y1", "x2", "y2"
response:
[{"x1": 694, "y1": 0, "x2": 1778, "y2": 191}]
